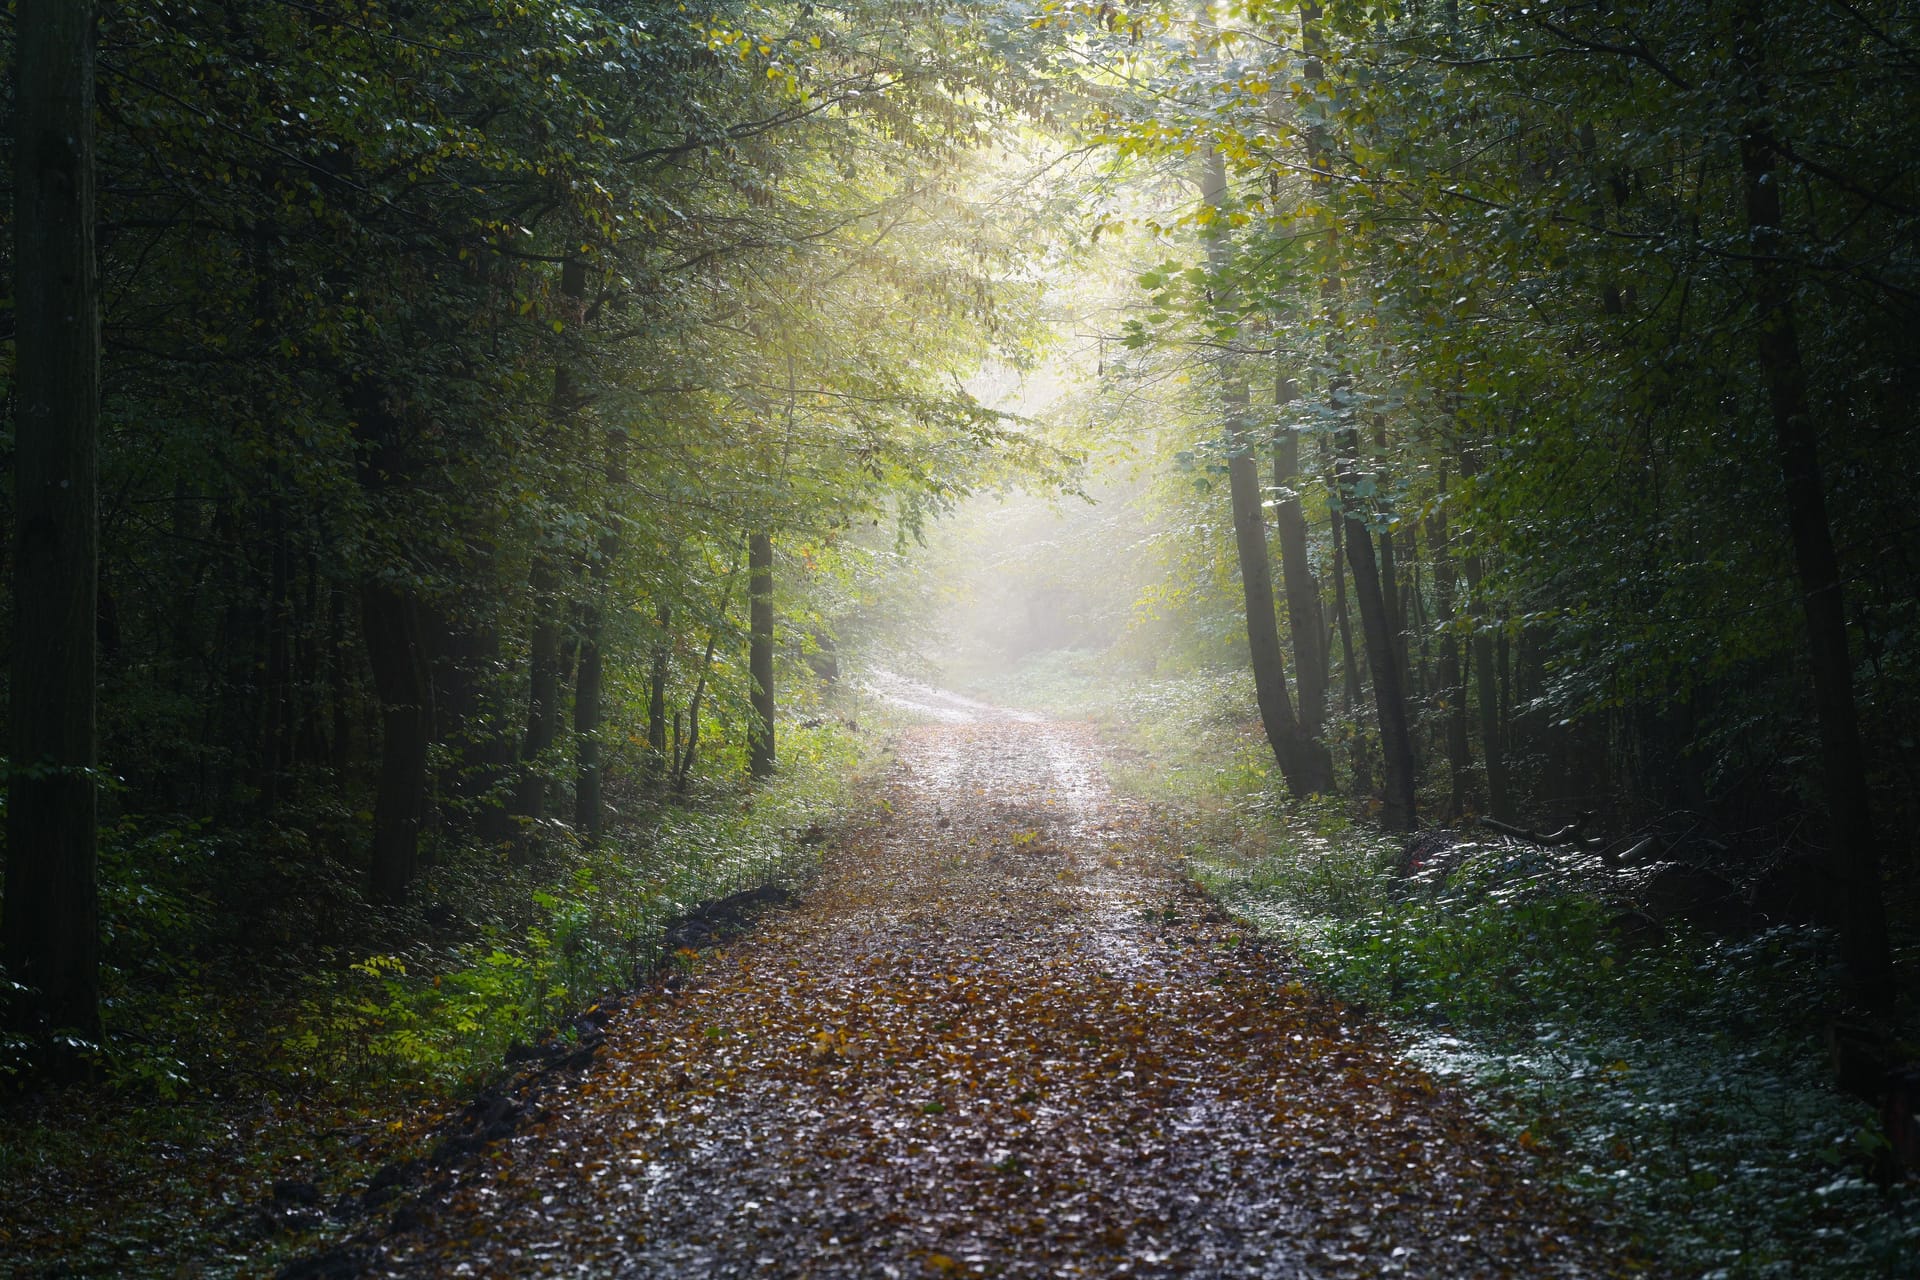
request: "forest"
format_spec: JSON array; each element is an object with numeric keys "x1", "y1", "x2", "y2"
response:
[{"x1": 4, "y1": 0, "x2": 1918, "y2": 1276}]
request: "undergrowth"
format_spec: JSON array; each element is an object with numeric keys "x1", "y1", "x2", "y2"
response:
[
  {"x1": 982, "y1": 659, "x2": 1920, "y2": 1280},
  {"x1": 0, "y1": 718, "x2": 873, "y2": 1279}
]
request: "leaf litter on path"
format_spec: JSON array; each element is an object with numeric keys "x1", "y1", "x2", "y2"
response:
[{"x1": 337, "y1": 697, "x2": 1640, "y2": 1278}]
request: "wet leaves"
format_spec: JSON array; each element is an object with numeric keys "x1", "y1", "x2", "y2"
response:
[{"x1": 351, "y1": 714, "x2": 1637, "y2": 1278}]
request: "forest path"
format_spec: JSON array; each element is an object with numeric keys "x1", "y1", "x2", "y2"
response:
[{"x1": 368, "y1": 682, "x2": 1620, "y2": 1278}]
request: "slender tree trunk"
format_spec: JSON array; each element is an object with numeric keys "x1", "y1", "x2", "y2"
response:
[
  {"x1": 576, "y1": 430, "x2": 627, "y2": 841},
  {"x1": 431, "y1": 599, "x2": 511, "y2": 841},
  {"x1": 1377, "y1": 528, "x2": 1405, "y2": 692},
  {"x1": 1203, "y1": 127, "x2": 1330, "y2": 794},
  {"x1": 573, "y1": 613, "x2": 605, "y2": 835},
  {"x1": 1272, "y1": 378, "x2": 1329, "y2": 739},
  {"x1": 513, "y1": 256, "x2": 586, "y2": 833},
  {"x1": 328, "y1": 580, "x2": 352, "y2": 782},
  {"x1": 360, "y1": 585, "x2": 432, "y2": 906},
  {"x1": 5, "y1": 0, "x2": 101, "y2": 1047},
  {"x1": 1400, "y1": 522, "x2": 1428, "y2": 704},
  {"x1": 1459, "y1": 549, "x2": 1509, "y2": 820},
  {"x1": 1304, "y1": 1, "x2": 1414, "y2": 828},
  {"x1": 646, "y1": 603, "x2": 671, "y2": 778},
  {"x1": 1455, "y1": 450, "x2": 1511, "y2": 820},
  {"x1": 512, "y1": 559, "x2": 564, "y2": 827},
  {"x1": 1327, "y1": 491, "x2": 1373, "y2": 797},
  {"x1": 1335, "y1": 459, "x2": 1418, "y2": 830},
  {"x1": 259, "y1": 484, "x2": 292, "y2": 810},
  {"x1": 675, "y1": 548, "x2": 745, "y2": 794},
  {"x1": 748, "y1": 532, "x2": 775, "y2": 779},
  {"x1": 1428, "y1": 479, "x2": 1473, "y2": 820},
  {"x1": 1736, "y1": 5, "x2": 1891, "y2": 1002},
  {"x1": 294, "y1": 552, "x2": 325, "y2": 767}
]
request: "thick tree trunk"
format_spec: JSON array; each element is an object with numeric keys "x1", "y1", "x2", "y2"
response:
[
  {"x1": 1736, "y1": 8, "x2": 1891, "y2": 1002},
  {"x1": 5, "y1": 0, "x2": 102, "y2": 1047},
  {"x1": 360, "y1": 585, "x2": 432, "y2": 906},
  {"x1": 1272, "y1": 379, "x2": 1329, "y2": 739},
  {"x1": 748, "y1": 532, "x2": 776, "y2": 779}
]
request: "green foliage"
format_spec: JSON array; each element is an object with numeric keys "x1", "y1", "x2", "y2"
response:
[
  {"x1": 272, "y1": 718, "x2": 864, "y2": 1093},
  {"x1": 1194, "y1": 801, "x2": 1920, "y2": 1279},
  {"x1": 0, "y1": 718, "x2": 873, "y2": 1275}
]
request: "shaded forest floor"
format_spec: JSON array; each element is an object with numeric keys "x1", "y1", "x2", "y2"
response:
[{"x1": 310, "y1": 687, "x2": 1625, "y2": 1278}]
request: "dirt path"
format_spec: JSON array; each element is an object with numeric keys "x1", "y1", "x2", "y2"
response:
[{"x1": 357, "y1": 688, "x2": 1626, "y2": 1278}]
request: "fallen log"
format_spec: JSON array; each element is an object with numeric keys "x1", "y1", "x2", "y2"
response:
[{"x1": 1476, "y1": 812, "x2": 1603, "y2": 849}]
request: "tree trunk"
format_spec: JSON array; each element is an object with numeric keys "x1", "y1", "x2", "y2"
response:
[
  {"x1": 1454, "y1": 448, "x2": 1511, "y2": 820},
  {"x1": 5, "y1": 0, "x2": 102, "y2": 1049},
  {"x1": 328, "y1": 580, "x2": 353, "y2": 783},
  {"x1": 1736, "y1": 4, "x2": 1891, "y2": 1002},
  {"x1": 1458, "y1": 549, "x2": 1510, "y2": 821},
  {"x1": 748, "y1": 531, "x2": 776, "y2": 779},
  {"x1": 1272, "y1": 378, "x2": 1329, "y2": 739},
  {"x1": 573, "y1": 615, "x2": 605, "y2": 836},
  {"x1": 1204, "y1": 141, "x2": 1330, "y2": 796},
  {"x1": 1399, "y1": 522, "x2": 1428, "y2": 705},
  {"x1": 576, "y1": 429, "x2": 626, "y2": 841},
  {"x1": 431, "y1": 603, "x2": 510, "y2": 842},
  {"x1": 512, "y1": 558, "x2": 564, "y2": 828},
  {"x1": 1335, "y1": 457, "x2": 1418, "y2": 831},
  {"x1": 646, "y1": 603, "x2": 671, "y2": 777},
  {"x1": 514, "y1": 255, "x2": 585, "y2": 833},
  {"x1": 1304, "y1": 0, "x2": 1414, "y2": 828},
  {"x1": 1428, "y1": 480, "x2": 1473, "y2": 820},
  {"x1": 360, "y1": 584, "x2": 432, "y2": 906},
  {"x1": 1327, "y1": 491, "x2": 1373, "y2": 797}
]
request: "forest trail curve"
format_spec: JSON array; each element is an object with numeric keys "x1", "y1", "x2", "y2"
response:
[{"x1": 364, "y1": 682, "x2": 1624, "y2": 1278}]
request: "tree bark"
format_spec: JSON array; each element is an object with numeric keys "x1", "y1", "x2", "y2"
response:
[
  {"x1": 512, "y1": 558, "x2": 564, "y2": 829},
  {"x1": 1454, "y1": 450, "x2": 1511, "y2": 820},
  {"x1": 1272, "y1": 378, "x2": 1329, "y2": 739},
  {"x1": 1428, "y1": 477, "x2": 1473, "y2": 820},
  {"x1": 748, "y1": 531, "x2": 776, "y2": 779},
  {"x1": 5, "y1": 0, "x2": 102, "y2": 1047},
  {"x1": 1459, "y1": 557, "x2": 1509, "y2": 820},
  {"x1": 646, "y1": 603, "x2": 671, "y2": 778},
  {"x1": 576, "y1": 428, "x2": 627, "y2": 841},
  {"x1": 1334, "y1": 454, "x2": 1419, "y2": 831},
  {"x1": 1736, "y1": 4, "x2": 1891, "y2": 1002},
  {"x1": 360, "y1": 584, "x2": 432, "y2": 906},
  {"x1": 1326, "y1": 487, "x2": 1373, "y2": 797},
  {"x1": 1304, "y1": 1, "x2": 1414, "y2": 827},
  {"x1": 1204, "y1": 137, "x2": 1331, "y2": 795},
  {"x1": 573, "y1": 611, "x2": 606, "y2": 836}
]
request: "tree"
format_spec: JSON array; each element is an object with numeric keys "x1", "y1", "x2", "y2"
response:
[
  {"x1": 1733, "y1": 0, "x2": 1891, "y2": 1003},
  {"x1": 6, "y1": 0, "x2": 103, "y2": 1048}
]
